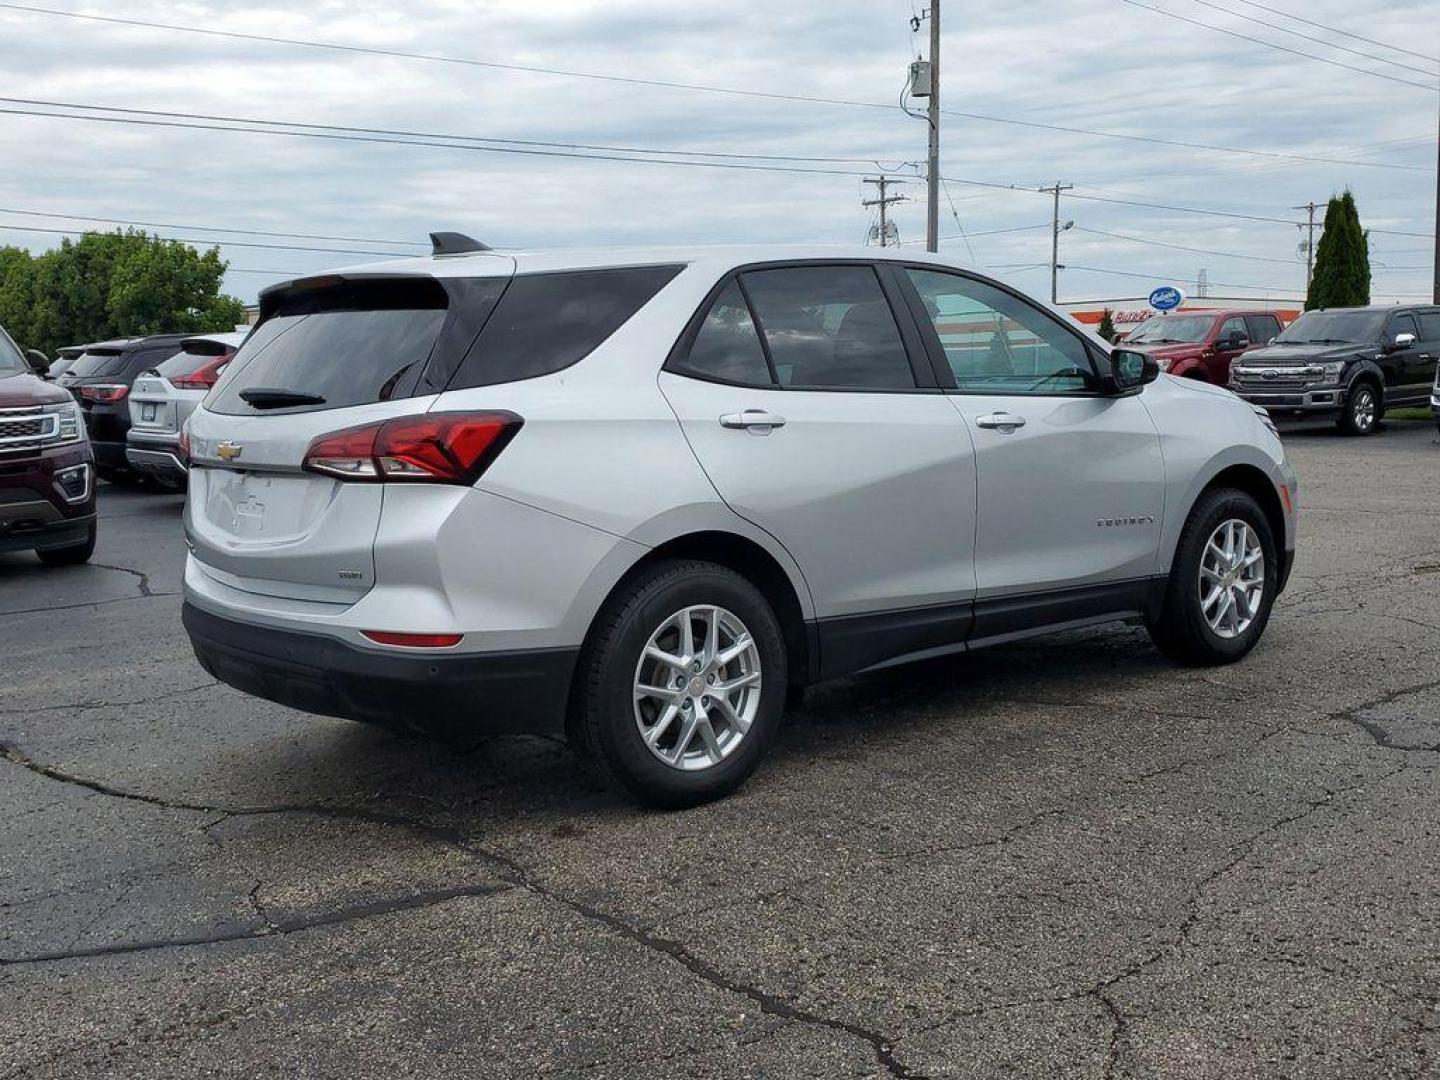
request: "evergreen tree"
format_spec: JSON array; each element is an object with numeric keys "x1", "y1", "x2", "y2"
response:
[
  {"x1": 1096, "y1": 307, "x2": 1117, "y2": 343},
  {"x1": 1305, "y1": 190, "x2": 1371, "y2": 311}
]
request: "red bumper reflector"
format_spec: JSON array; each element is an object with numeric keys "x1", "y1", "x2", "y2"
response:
[{"x1": 362, "y1": 631, "x2": 464, "y2": 649}]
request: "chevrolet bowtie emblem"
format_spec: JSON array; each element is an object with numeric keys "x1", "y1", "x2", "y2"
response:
[{"x1": 216, "y1": 440, "x2": 243, "y2": 462}]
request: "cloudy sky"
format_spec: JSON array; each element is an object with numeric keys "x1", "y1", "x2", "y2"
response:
[{"x1": 2, "y1": 0, "x2": 1436, "y2": 305}]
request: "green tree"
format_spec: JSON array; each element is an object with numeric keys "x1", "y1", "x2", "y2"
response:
[
  {"x1": 1096, "y1": 307, "x2": 1118, "y2": 343},
  {"x1": 1305, "y1": 190, "x2": 1371, "y2": 311},
  {"x1": 0, "y1": 230, "x2": 245, "y2": 356}
]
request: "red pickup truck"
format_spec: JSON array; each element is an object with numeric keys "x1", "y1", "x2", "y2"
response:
[
  {"x1": 0, "y1": 327, "x2": 97, "y2": 565},
  {"x1": 1121, "y1": 309, "x2": 1286, "y2": 384}
]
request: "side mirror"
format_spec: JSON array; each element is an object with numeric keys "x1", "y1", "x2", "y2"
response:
[
  {"x1": 1107, "y1": 348, "x2": 1160, "y2": 392},
  {"x1": 24, "y1": 348, "x2": 49, "y2": 374},
  {"x1": 1389, "y1": 332, "x2": 1417, "y2": 351}
]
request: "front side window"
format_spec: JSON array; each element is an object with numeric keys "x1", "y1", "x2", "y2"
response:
[
  {"x1": 739, "y1": 266, "x2": 915, "y2": 390},
  {"x1": 1218, "y1": 316, "x2": 1248, "y2": 344},
  {"x1": 679, "y1": 281, "x2": 773, "y2": 386},
  {"x1": 1389, "y1": 312, "x2": 1419, "y2": 344},
  {"x1": 905, "y1": 268, "x2": 1095, "y2": 394},
  {"x1": 0, "y1": 327, "x2": 24, "y2": 375}
]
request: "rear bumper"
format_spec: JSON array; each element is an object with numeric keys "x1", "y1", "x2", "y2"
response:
[
  {"x1": 182, "y1": 601, "x2": 578, "y2": 733},
  {"x1": 126, "y1": 446, "x2": 188, "y2": 484}
]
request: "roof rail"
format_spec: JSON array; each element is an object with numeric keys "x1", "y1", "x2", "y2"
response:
[{"x1": 430, "y1": 231, "x2": 492, "y2": 256}]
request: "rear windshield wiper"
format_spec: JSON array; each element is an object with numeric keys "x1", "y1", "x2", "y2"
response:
[{"x1": 239, "y1": 387, "x2": 326, "y2": 409}]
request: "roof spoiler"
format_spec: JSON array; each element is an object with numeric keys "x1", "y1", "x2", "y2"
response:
[{"x1": 430, "y1": 231, "x2": 492, "y2": 256}]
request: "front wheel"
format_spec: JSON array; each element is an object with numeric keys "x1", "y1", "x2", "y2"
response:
[
  {"x1": 37, "y1": 522, "x2": 97, "y2": 567},
  {"x1": 569, "y1": 559, "x2": 787, "y2": 808},
  {"x1": 1148, "y1": 488, "x2": 1277, "y2": 666},
  {"x1": 1337, "y1": 380, "x2": 1380, "y2": 436}
]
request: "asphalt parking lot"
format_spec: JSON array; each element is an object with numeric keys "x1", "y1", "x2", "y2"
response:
[{"x1": 2, "y1": 418, "x2": 1439, "y2": 1080}]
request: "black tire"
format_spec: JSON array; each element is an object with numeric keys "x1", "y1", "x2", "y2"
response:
[
  {"x1": 1337, "y1": 378, "x2": 1380, "y2": 436},
  {"x1": 569, "y1": 559, "x2": 787, "y2": 809},
  {"x1": 1147, "y1": 487, "x2": 1278, "y2": 666},
  {"x1": 37, "y1": 522, "x2": 97, "y2": 567}
]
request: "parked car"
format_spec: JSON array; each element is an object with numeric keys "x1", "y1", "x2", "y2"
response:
[
  {"x1": 43, "y1": 345, "x2": 87, "y2": 383},
  {"x1": 1432, "y1": 360, "x2": 1440, "y2": 434},
  {"x1": 126, "y1": 332, "x2": 247, "y2": 489},
  {"x1": 1122, "y1": 309, "x2": 1285, "y2": 383},
  {"x1": 181, "y1": 241, "x2": 1298, "y2": 807},
  {"x1": 0, "y1": 323, "x2": 96, "y2": 564},
  {"x1": 1231, "y1": 305, "x2": 1440, "y2": 435},
  {"x1": 60, "y1": 334, "x2": 201, "y2": 484}
]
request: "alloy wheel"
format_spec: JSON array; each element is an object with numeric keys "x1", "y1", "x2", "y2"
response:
[
  {"x1": 1197, "y1": 518, "x2": 1265, "y2": 639},
  {"x1": 1351, "y1": 387, "x2": 1376, "y2": 432},
  {"x1": 632, "y1": 605, "x2": 762, "y2": 771}
]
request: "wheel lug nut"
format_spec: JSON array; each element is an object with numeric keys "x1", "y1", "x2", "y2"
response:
[{"x1": 692, "y1": 662, "x2": 702, "y2": 673}]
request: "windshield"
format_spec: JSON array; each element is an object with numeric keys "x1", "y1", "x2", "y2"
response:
[
  {"x1": 1274, "y1": 309, "x2": 1386, "y2": 345},
  {"x1": 1126, "y1": 315, "x2": 1214, "y2": 344},
  {"x1": 0, "y1": 327, "x2": 25, "y2": 376}
]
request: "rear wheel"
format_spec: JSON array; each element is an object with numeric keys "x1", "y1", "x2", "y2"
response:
[
  {"x1": 1337, "y1": 379, "x2": 1380, "y2": 436},
  {"x1": 37, "y1": 522, "x2": 97, "y2": 567},
  {"x1": 569, "y1": 559, "x2": 786, "y2": 808},
  {"x1": 1148, "y1": 488, "x2": 1277, "y2": 666}
]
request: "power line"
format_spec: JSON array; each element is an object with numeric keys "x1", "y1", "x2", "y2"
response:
[
  {"x1": 1073, "y1": 225, "x2": 1300, "y2": 264},
  {"x1": 1182, "y1": 0, "x2": 1438, "y2": 77},
  {"x1": 1064, "y1": 263, "x2": 1431, "y2": 300},
  {"x1": 0, "y1": 2, "x2": 1426, "y2": 172},
  {"x1": 0, "y1": 221, "x2": 414, "y2": 258},
  {"x1": 0, "y1": 206, "x2": 423, "y2": 248},
  {"x1": 1224, "y1": 0, "x2": 1439, "y2": 65},
  {"x1": 1116, "y1": 0, "x2": 1439, "y2": 91},
  {"x1": 1066, "y1": 189, "x2": 1428, "y2": 237}
]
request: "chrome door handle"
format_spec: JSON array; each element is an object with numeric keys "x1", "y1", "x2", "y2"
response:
[
  {"x1": 974, "y1": 412, "x2": 1026, "y2": 431},
  {"x1": 720, "y1": 409, "x2": 787, "y2": 431}
]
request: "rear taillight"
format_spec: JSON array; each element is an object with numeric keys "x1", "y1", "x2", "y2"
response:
[
  {"x1": 172, "y1": 353, "x2": 234, "y2": 390},
  {"x1": 302, "y1": 412, "x2": 523, "y2": 485},
  {"x1": 80, "y1": 384, "x2": 128, "y2": 403}
]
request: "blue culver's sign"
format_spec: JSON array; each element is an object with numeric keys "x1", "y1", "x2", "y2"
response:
[{"x1": 1148, "y1": 286, "x2": 1185, "y2": 311}]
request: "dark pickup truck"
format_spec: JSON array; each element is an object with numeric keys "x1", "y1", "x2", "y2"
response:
[
  {"x1": 0, "y1": 324, "x2": 97, "y2": 564},
  {"x1": 1230, "y1": 305, "x2": 1440, "y2": 436}
]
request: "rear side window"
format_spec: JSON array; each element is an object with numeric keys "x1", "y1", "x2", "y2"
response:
[
  {"x1": 209, "y1": 278, "x2": 449, "y2": 415},
  {"x1": 1244, "y1": 314, "x2": 1280, "y2": 344},
  {"x1": 448, "y1": 266, "x2": 681, "y2": 389},
  {"x1": 739, "y1": 266, "x2": 914, "y2": 389},
  {"x1": 67, "y1": 348, "x2": 126, "y2": 378},
  {"x1": 157, "y1": 341, "x2": 234, "y2": 379},
  {"x1": 676, "y1": 281, "x2": 773, "y2": 386},
  {"x1": 1420, "y1": 311, "x2": 1440, "y2": 342}
]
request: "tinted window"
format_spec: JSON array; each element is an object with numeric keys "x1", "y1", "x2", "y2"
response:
[
  {"x1": 677, "y1": 281, "x2": 772, "y2": 386},
  {"x1": 1419, "y1": 311, "x2": 1440, "y2": 342},
  {"x1": 739, "y1": 266, "x2": 913, "y2": 389},
  {"x1": 1389, "y1": 313, "x2": 1419, "y2": 343},
  {"x1": 449, "y1": 266, "x2": 682, "y2": 389},
  {"x1": 157, "y1": 341, "x2": 234, "y2": 379},
  {"x1": 1218, "y1": 316, "x2": 1247, "y2": 343},
  {"x1": 1244, "y1": 314, "x2": 1280, "y2": 344},
  {"x1": 905, "y1": 268, "x2": 1094, "y2": 394},
  {"x1": 66, "y1": 348, "x2": 127, "y2": 378}
]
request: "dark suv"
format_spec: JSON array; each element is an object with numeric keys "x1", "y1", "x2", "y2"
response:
[
  {"x1": 0, "y1": 324, "x2": 97, "y2": 564},
  {"x1": 58, "y1": 334, "x2": 195, "y2": 483},
  {"x1": 1122, "y1": 309, "x2": 1285, "y2": 384},
  {"x1": 1231, "y1": 305, "x2": 1440, "y2": 435}
]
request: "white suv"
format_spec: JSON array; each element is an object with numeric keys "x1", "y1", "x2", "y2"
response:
[{"x1": 182, "y1": 239, "x2": 1298, "y2": 806}]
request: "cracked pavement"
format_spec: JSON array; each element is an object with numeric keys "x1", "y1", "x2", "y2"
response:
[{"x1": 2, "y1": 419, "x2": 1439, "y2": 1079}]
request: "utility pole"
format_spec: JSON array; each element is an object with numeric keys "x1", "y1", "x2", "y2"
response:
[
  {"x1": 1039, "y1": 181, "x2": 1073, "y2": 304},
  {"x1": 1432, "y1": 102, "x2": 1439, "y2": 304},
  {"x1": 925, "y1": 0, "x2": 940, "y2": 252},
  {"x1": 1293, "y1": 201, "x2": 1318, "y2": 296},
  {"x1": 862, "y1": 177, "x2": 906, "y2": 247}
]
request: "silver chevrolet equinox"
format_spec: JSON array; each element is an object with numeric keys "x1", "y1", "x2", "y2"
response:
[{"x1": 182, "y1": 237, "x2": 1298, "y2": 807}]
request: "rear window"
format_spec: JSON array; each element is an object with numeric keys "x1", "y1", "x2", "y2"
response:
[
  {"x1": 66, "y1": 348, "x2": 127, "y2": 378},
  {"x1": 447, "y1": 265, "x2": 682, "y2": 389},
  {"x1": 156, "y1": 340, "x2": 235, "y2": 379},
  {"x1": 209, "y1": 278, "x2": 450, "y2": 415},
  {"x1": 1420, "y1": 311, "x2": 1440, "y2": 341}
]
